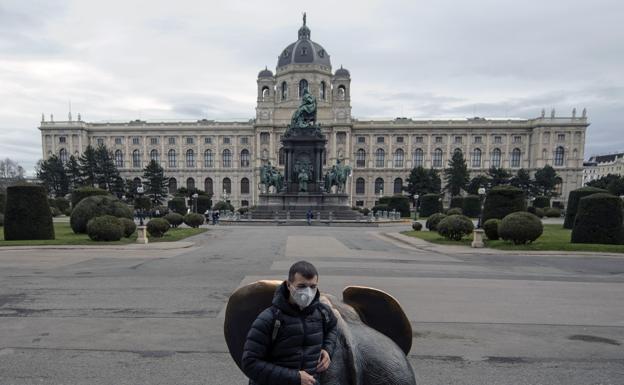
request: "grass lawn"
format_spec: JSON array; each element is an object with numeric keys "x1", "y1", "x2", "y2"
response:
[
  {"x1": 402, "y1": 224, "x2": 624, "y2": 254},
  {"x1": 0, "y1": 222, "x2": 207, "y2": 247}
]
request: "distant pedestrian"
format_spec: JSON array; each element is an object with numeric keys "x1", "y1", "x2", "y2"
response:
[
  {"x1": 306, "y1": 208, "x2": 313, "y2": 225},
  {"x1": 204, "y1": 209, "x2": 211, "y2": 225}
]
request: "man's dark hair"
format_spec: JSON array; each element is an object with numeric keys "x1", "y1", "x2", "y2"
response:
[{"x1": 288, "y1": 260, "x2": 318, "y2": 282}]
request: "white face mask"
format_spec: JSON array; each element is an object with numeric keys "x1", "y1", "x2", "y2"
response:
[{"x1": 290, "y1": 285, "x2": 317, "y2": 309}]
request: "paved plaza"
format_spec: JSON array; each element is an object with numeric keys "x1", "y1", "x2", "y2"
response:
[{"x1": 0, "y1": 225, "x2": 623, "y2": 385}]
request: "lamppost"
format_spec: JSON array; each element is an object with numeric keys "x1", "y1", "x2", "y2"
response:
[
  {"x1": 477, "y1": 187, "x2": 486, "y2": 228},
  {"x1": 136, "y1": 186, "x2": 145, "y2": 226},
  {"x1": 414, "y1": 194, "x2": 420, "y2": 220},
  {"x1": 192, "y1": 192, "x2": 199, "y2": 213}
]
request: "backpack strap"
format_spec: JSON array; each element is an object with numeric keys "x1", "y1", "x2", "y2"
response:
[
  {"x1": 318, "y1": 304, "x2": 330, "y2": 335},
  {"x1": 270, "y1": 308, "x2": 282, "y2": 343}
]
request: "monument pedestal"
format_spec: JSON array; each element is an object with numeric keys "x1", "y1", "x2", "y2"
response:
[{"x1": 136, "y1": 225, "x2": 149, "y2": 244}]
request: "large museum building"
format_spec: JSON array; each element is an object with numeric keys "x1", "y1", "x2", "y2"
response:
[{"x1": 39, "y1": 18, "x2": 589, "y2": 207}]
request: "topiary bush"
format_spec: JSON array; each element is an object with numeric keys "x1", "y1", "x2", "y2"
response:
[
  {"x1": 483, "y1": 218, "x2": 501, "y2": 240},
  {"x1": 119, "y1": 217, "x2": 137, "y2": 238},
  {"x1": 196, "y1": 195, "x2": 213, "y2": 214},
  {"x1": 3, "y1": 185, "x2": 55, "y2": 240},
  {"x1": 184, "y1": 213, "x2": 204, "y2": 228},
  {"x1": 420, "y1": 194, "x2": 442, "y2": 217},
  {"x1": 450, "y1": 196, "x2": 464, "y2": 209},
  {"x1": 544, "y1": 207, "x2": 561, "y2": 218},
  {"x1": 571, "y1": 193, "x2": 623, "y2": 245},
  {"x1": 533, "y1": 196, "x2": 550, "y2": 208},
  {"x1": 482, "y1": 185, "x2": 526, "y2": 222},
  {"x1": 498, "y1": 212, "x2": 543, "y2": 245},
  {"x1": 134, "y1": 196, "x2": 152, "y2": 211},
  {"x1": 411, "y1": 221, "x2": 422, "y2": 231},
  {"x1": 426, "y1": 213, "x2": 447, "y2": 231},
  {"x1": 0, "y1": 213, "x2": 4, "y2": 226},
  {"x1": 71, "y1": 187, "x2": 110, "y2": 207},
  {"x1": 0, "y1": 191, "x2": 5, "y2": 213},
  {"x1": 213, "y1": 200, "x2": 235, "y2": 212},
  {"x1": 164, "y1": 212, "x2": 184, "y2": 228},
  {"x1": 462, "y1": 195, "x2": 481, "y2": 218},
  {"x1": 50, "y1": 207, "x2": 61, "y2": 217},
  {"x1": 167, "y1": 197, "x2": 188, "y2": 215},
  {"x1": 54, "y1": 197, "x2": 70, "y2": 213},
  {"x1": 437, "y1": 214, "x2": 474, "y2": 241},
  {"x1": 70, "y1": 195, "x2": 133, "y2": 234},
  {"x1": 534, "y1": 207, "x2": 545, "y2": 218},
  {"x1": 86, "y1": 215, "x2": 123, "y2": 241},
  {"x1": 563, "y1": 187, "x2": 608, "y2": 229},
  {"x1": 379, "y1": 195, "x2": 411, "y2": 217},
  {"x1": 446, "y1": 207, "x2": 463, "y2": 216},
  {"x1": 147, "y1": 218, "x2": 170, "y2": 238}
]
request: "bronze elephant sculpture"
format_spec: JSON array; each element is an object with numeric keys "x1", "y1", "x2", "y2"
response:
[{"x1": 224, "y1": 280, "x2": 417, "y2": 385}]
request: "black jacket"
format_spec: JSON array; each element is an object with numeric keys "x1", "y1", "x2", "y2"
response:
[{"x1": 241, "y1": 281, "x2": 338, "y2": 385}]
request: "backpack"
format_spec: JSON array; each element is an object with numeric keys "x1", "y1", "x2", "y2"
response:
[{"x1": 270, "y1": 304, "x2": 331, "y2": 344}]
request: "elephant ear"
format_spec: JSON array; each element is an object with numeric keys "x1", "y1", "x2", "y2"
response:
[
  {"x1": 223, "y1": 280, "x2": 282, "y2": 371},
  {"x1": 343, "y1": 286, "x2": 412, "y2": 355}
]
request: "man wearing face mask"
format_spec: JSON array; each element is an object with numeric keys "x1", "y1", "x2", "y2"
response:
[{"x1": 242, "y1": 261, "x2": 338, "y2": 385}]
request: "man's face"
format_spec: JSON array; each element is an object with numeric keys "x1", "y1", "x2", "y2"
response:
[{"x1": 288, "y1": 272, "x2": 318, "y2": 292}]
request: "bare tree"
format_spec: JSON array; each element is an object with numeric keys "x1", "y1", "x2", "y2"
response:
[{"x1": 0, "y1": 158, "x2": 25, "y2": 179}]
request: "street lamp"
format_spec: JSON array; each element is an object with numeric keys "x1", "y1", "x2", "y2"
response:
[
  {"x1": 477, "y1": 187, "x2": 486, "y2": 228},
  {"x1": 414, "y1": 194, "x2": 420, "y2": 220},
  {"x1": 192, "y1": 192, "x2": 199, "y2": 213},
  {"x1": 136, "y1": 186, "x2": 145, "y2": 226}
]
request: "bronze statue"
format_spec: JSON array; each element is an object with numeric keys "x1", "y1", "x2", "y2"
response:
[
  {"x1": 285, "y1": 89, "x2": 323, "y2": 138},
  {"x1": 259, "y1": 162, "x2": 284, "y2": 192},
  {"x1": 325, "y1": 159, "x2": 352, "y2": 193}
]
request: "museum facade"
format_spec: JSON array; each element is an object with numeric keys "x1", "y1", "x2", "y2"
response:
[{"x1": 39, "y1": 18, "x2": 589, "y2": 207}]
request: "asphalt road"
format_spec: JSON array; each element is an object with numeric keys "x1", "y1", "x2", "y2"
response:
[{"x1": 0, "y1": 224, "x2": 623, "y2": 385}]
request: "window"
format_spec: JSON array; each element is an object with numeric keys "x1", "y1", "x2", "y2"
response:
[
  {"x1": 223, "y1": 178, "x2": 232, "y2": 194},
  {"x1": 374, "y1": 178, "x2": 384, "y2": 195},
  {"x1": 281, "y1": 82, "x2": 288, "y2": 100},
  {"x1": 298, "y1": 79, "x2": 308, "y2": 98},
  {"x1": 204, "y1": 178, "x2": 213, "y2": 195},
  {"x1": 376, "y1": 136, "x2": 385, "y2": 144},
  {"x1": 260, "y1": 132, "x2": 270, "y2": 144},
  {"x1": 240, "y1": 149, "x2": 250, "y2": 167},
  {"x1": 472, "y1": 148, "x2": 482, "y2": 168},
  {"x1": 223, "y1": 137, "x2": 231, "y2": 145},
  {"x1": 186, "y1": 137, "x2": 194, "y2": 145},
  {"x1": 150, "y1": 149, "x2": 159, "y2": 163},
  {"x1": 132, "y1": 150, "x2": 141, "y2": 168},
  {"x1": 168, "y1": 137, "x2": 176, "y2": 145},
  {"x1": 396, "y1": 136, "x2": 404, "y2": 143},
  {"x1": 435, "y1": 136, "x2": 443, "y2": 144},
  {"x1": 320, "y1": 81, "x2": 326, "y2": 100},
  {"x1": 59, "y1": 148, "x2": 68, "y2": 163},
  {"x1": 59, "y1": 136, "x2": 66, "y2": 143},
  {"x1": 356, "y1": 200, "x2": 364, "y2": 207},
  {"x1": 222, "y1": 149, "x2": 232, "y2": 168},
  {"x1": 337, "y1": 85, "x2": 346, "y2": 100},
  {"x1": 413, "y1": 148, "x2": 424, "y2": 167},
  {"x1": 558, "y1": 134, "x2": 565, "y2": 142},
  {"x1": 279, "y1": 148, "x2": 285, "y2": 166},
  {"x1": 356, "y1": 149, "x2": 366, "y2": 168},
  {"x1": 356, "y1": 178, "x2": 365, "y2": 194},
  {"x1": 168, "y1": 178, "x2": 177, "y2": 194},
  {"x1": 241, "y1": 200, "x2": 249, "y2": 207},
  {"x1": 115, "y1": 150, "x2": 123, "y2": 168},
  {"x1": 454, "y1": 136, "x2": 462, "y2": 144},
  {"x1": 150, "y1": 137, "x2": 158, "y2": 145},
  {"x1": 186, "y1": 177, "x2": 195, "y2": 191},
  {"x1": 357, "y1": 136, "x2": 366, "y2": 144},
  {"x1": 204, "y1": 150, "x2": 213, "y2": 168},
  {"x1": 554, "y1": 146, "x2": 565, "y2": 166},
  {"x1": 433, "y1": 148, "x2": 443, "y2": 167},
  {"x1": 494, "y1": 136, "x2": 502, "y2": 144},
  {"x1": 185, "y1": 149, "x2": 195, "y2": 167},
  {"x1": 375, "y1": 148, "x2": 385, "y2": 168},
  {"x1": 491, "y1": 148, "x2": 502, "y2": 168},
  {"x1": 415, "y1": 136, "x2": 423, "y2": 144},
  {"x1": 240, "y1": 137, "x2": 249, "y2": 145},
  {"x1": 394, "y1": 149, "x2": 404, "y2": 168},
  {"x1": 168, "y1": 149, "x2": 176, "y2": 168},
  {"x1": 115, "y1": 137, "x2": 122, "y2": 145},
  {"x1": 394, "y1": 178, "x2": 403, "y2": 194},
  {"x1": 261, "y1": 87, "x2": 270, "y2": 100},
  {"x1": 132, "y1": 137, "x2": 140, "y2": 145},
  {"x1": 337, "y1": 132, "x2": 346, "y2": 144},
  {"x1": 474, "y1": 136, "x2": 482, "y2": 144},
  {"x1": 512, "y1": 136, "x2": 521, "y2": 144},
  {"x1": 241, "y1": 177, "x2": 250, "y2": 194},
  {"x1": 97, "y1": 138, "x2": 104, "y2": 146},
  {"x1": 511, "y1": 148, "x2": 521, "y2": 167},
  {"x1": 204, "y1": 137, "x2": 212, "y2": 144}
]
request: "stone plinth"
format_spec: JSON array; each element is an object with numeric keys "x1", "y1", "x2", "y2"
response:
[
  {"x1": 136, "y1": 225, "x2": 149, "y2": 244},
  {"x1": 471, "y1": 229, "x2": 485, "y2": 248}
]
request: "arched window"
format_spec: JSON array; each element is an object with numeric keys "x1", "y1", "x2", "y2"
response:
[
  {"x1": 132, "y1": 150, "x2": 141, "y2": 168},
  {"x1": 413, "y1": 148, "x2": 424, "y2": 167},
  {"x1": 491, "y1": 148, "x2": 502, "y2": 168},
  {"x1": 186, "y1": 177, "x2": 195, "y2": 190},
  {"x1": 394, "y1": 178, "x2": 403, "y2": 194},
  {"x1": 240, "y1": 149, "x2": 250, "y2": 167},
  {"x1": 204, "y1": 178, "x2": 213, "y2": 195},
  {"x1": 186, "y1": 149, "x2": 195, "y2": 167},
  {"x1": 433, "y1": 148, "x2": 443, "y2": 168},
  {"x1": 240, "y1": 177, "x2": 250, "y2": 194},
  {"x1": 320, "y1": 81, "x2": 326, "y2": 100},
  {"x1": 261, "y1": 86, "x2": 270, "y2": 100},
  {"x1": 222, "y1": 149, "x2": 232, "y2": 168},
  {"x1": 511, "y1": 148, "x2": 521, "y2": 168},
  {"x1": 337, "y1": 85, "x2": 346, "y2": 100},
  {"x1": 223, "y1": 177, "x2": 231, "y2": 194},
  {"x1": 168, "y1": 178, "x2": 177, "y2": 194},
  {"x1": 59, "y1": 148, "x2": 68, "y2": 163},
  {"x1": 375, "y1": 148, "x2": 385, "y2": 168},
  {"x1": 150, "y1": 149, "x2": 159, "y2": 163},
  {"x1": 394, "y1": 149, "x2": 404, "y2": 168},
  {"x1": 114, "y1": 150, "x2": 123, "y2": 168},
  {"x1": 281, "y1": 82, "x2": 288, "y2": 100},
  {"x1": 472, "y1": 148, "x2": 482, "y2": 168},
  {"x1": 374, "y1": 177, "x2": 384, "y2": 195},
  {"x1": 554, "y1": 146, "x2": 565, "y2": 166},
  {"x1": 298, "y1": 79, "x2": 308, "y2": 98},
  {"x1": 356, "y1": 177, "x2": 365, "y2": 194},
  {"x1": 278, "y1": 148, "x2": 285, "y2": 166},
  {"x1": 356, "y1": 149, "x2": 366, "y2": 168},
  {"x1": 168, "y1": 149, "x2": 176, "y2": 168},
  {"x1": 204, "y1": 149, "x2": 213, "y2": 168}
]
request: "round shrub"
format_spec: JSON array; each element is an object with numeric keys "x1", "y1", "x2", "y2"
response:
[
  {"x1": 462, "y1": 195, "x2": 481, "y2": 218},
  {"x1": 534, "y1": 207, "x2": 545, "y2": 218},
  {"x1": 164, "y1": 212, "x2": 184, "y2": 228},
  {"x1": 498, "y1": 212, "x2": 543, "y2": 245},
  {"x1": 571, "y1": 193, "x2": 623, "y2": 245},
  {"x1": 361, "y1": 207, "x2": 370, "y2": 216},
  {"x1": 196, "y1": 195, "x2": 213, "y2": 214},
  {"x1": 213, "y1": 200, "x2": 235, "y2": 212},
  {"x1": 152, "y1": 205, "x2": 168, "y2": 217},
  {"x1": 147, "y1": 218, "x2": 170, "y2": 238},
  {"x1": 3, "y1": 185, "x2": 54, "y2": 240},
  {"x1": 63, "y1": 207, "x2": 72, "y2": 216},
  {"x1": 533, "y1": 196, "x2": 550, "y2": 208},
  {"x1": 119, "y1": 217, "x2": 137, "y2": 238},
  {"x1": 168, "y1": 197, "x2": 188, "y2": 215},
  {"x1": 437, "y1": 215, "x2": 474, "y2": 241},
  {"x1": 446, "y1": 207, "x2": 463, "y2": 216},
  {"x1": 450, "y1": 196, "x2": 464, "y2": 209},
  {"x1": 51, "y1": 207, "x2": 62, "y2": 217},
  {"x1": 54, "y1": 197, "x2": 70, "y2": 213},
  {"x1": 564, "y1": 187, "x2": 608, "y2": 229},
  {"x1": 70, "y1": 195, "x2": 133, "y2": 234},
  {"x1": 411, "y1": 221, "x2": 422, "y2": 231},
  {"x1": 420, "y1": 194, "x2": 442, "y2": 217},
  {"x1": 426, "y1": 213, "x2": 447, "y2": 231},
  {"x1": 184, "y1": 213, "x2": 205, "y2": 228},
  {"x1": 483, "y1": 218, "x2": 501, "y2": 240},
  {"x1": 544, "y1": 208, "x2": 561, "y2": 218},
  {"x1": 86, "y1": 215, "x2": 123, "y2": 241},
  {"x1": 482, "y1": 185, "x2": 526, "y2": 222},
  {"x1": 71, "y1": 187, "x2": 110, "y2": 207}
]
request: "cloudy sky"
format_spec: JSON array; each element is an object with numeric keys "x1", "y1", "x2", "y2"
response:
[{"x1": 1, "y1": 0, "x2": 623, "y2": 175}]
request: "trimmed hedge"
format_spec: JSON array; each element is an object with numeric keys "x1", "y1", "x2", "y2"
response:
[
  {"x1": 379, "y1": 195, "x2": 411, "y2": 217},
  {"x1": 446, "y1": 207, "x2": 463, "y2": 216},
  {"x1": 71, "y1": 187, "x2": 110, "y2": 207},
  {"x1": 164, "y1": 213, "x2": 184, "y2": 228},
  {"x1": 197, "y1": 195, "x2": 213, "y2": 214},
  {"x1": 533, "y1": 196, "x2": 550, "y2": 208},
  {"x1": 483, "y1": 218, "x2": 500, "y2": 240},
  {"x1": 450, "y1": 196, "x2": 464, "y2": 209},
  {"x1": 462, "y1": 195, "x2": 481, "y2": 218},
  {"x1": 544, "y1": 208, "x2": 561, "y2": 218},
  {"x1": 184, "y1": 213, "x2": 205, "y2": 228},
  {"x1": 168, "y1": 197, "x2": 188, "y2": 215},
  {"x1": 119, "y1": 217, "x2": 137, "y2": 238},
  {"x1": 86, "y1": 215, "x2": 123, "y2": 241},
  {"x1": 411, "y1": 221, "x2": 422, "y2": 231},
  {"x1": 213, "y1": 200, "x2": 235, "y2": 212},
  {"x1": 0, "y1": 213, "x2": 4, "y2": 226},
  {"x1": 498, "y1": 212, "x2": 543, "y2": 245},
  {"x1": 70, "y1": 195, "x2": 133, "y2": 234},
  {"x1": 147, "y1": 218, "x2": 170, "y2": 238},
  {"x1": 0, "y1": 191, "x2": 5, "y2": 213},
  {"x1": 51, "y1": 207, "x2": 62, "y2": 217},
  {"x1": 3, "y1": 185, "x2": 55, "y2": 240},
  {"x1": 54, "y1": 198, "x2": 70, "y2": 213},
  {"x1": 426, "y1": 213, "x2": 447, "y2": 231},
  {"x1": 564, "y1": 187, "x2": 608, "y2": 229},
  {"x1": 420, "y1": 194, "x2": 442, "y2": 217},
  {"x1": 482, "y1": 185, "x2": 526, "y2": 222},
  {"x1": 571, "y1": 193, "x2": 623, "y2": 245},
  {"x1": 437, "y1": 214, "x2": 474, "y2": 241},
  {"x1": 134, "y1": 196, "x2": 152, "y2": 211}
]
